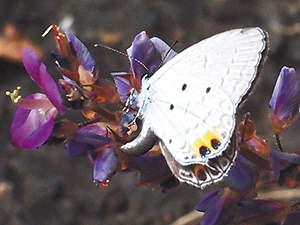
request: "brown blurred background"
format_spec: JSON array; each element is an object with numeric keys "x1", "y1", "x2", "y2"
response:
[{"x1": 1, "y1": 1, "x2": 300, "y2": 224}]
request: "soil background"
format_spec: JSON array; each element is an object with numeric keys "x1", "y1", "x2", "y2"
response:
[{"x1": 1, "y1": 1, "x2": 300, "y2": 224}]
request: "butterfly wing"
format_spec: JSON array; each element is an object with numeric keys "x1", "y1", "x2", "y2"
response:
[
  {"x1": 160, "y1": 133, "x2": 237, "y2": 188},
  {"x1": 139, "y1": 28, "x2": 268, "y2": 166}
]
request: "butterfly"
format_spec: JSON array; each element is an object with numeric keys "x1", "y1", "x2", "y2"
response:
[{"x1": 121, "y1": 28, "x2": 269, "y2": 188}]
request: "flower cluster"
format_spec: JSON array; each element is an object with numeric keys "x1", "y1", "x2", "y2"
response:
[
  {"x1": 6, "y1": 25, "x2": 300, "y2": 224},
  {"x1": 6, "y1": 25, "x2": 178, "y2": 191}
]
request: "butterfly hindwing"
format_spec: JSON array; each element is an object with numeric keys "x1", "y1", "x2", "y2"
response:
[{"x1": 160, "y1": 133, "x2": 237, "y2": 188}]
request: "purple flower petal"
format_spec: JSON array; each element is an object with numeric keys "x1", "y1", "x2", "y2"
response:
[
  {"x1": 10, "y1": 106, "x2": 31, "y2": 137},
  {"x1": 39, "y1": 63, "x2": 65, "y2": 115},
  {"x1": 72, "y1": 125, "x2": 110, "y2": 146},
  {"x1": 126, "y1": 154, "x2": 172, "y2": 186},
  {"x1": 63, "y1": 29, "x2": 96, "y2": 74},
  {"x1": 21, "y1": 109, "x2": 56, "y2": 149},
  {"x1": 77, "y1": 124, "x2": 106, "y2": 136},
  {"x1": 67, "y1": 140, "x2": 89, "y2": 157},
  {"x1": 22, "y1": 48, "x2": 41, "y2": 86},
  {"x1": 199, "y1": 191, "x2": 239, "y2": 225},
  {"x1": 93, "y1": 146, "x2": 118, "y2": 182},
  {"x1": 270, "y1": 150, "x2": 281, "y2": 181},
  {"x1": 270, "y1": 149, "x2": 300, "y2": 164},
  {"x1": 21, "y1": 48, "x2": 65, "y2": 115},
  {"x1": 223, "y1": 155, "x2": 257, "y2": 192},
  {"x1": 235, "y1": 199, "x2": 290, "y2": 224},
  {"x1": 283, "y1": 211, "x2": 300, "y2": 225},
  {"x1": 270, "y1": 150, "x2": 300, "y2": 181},
  {"x1": 127, "y1": 31, "x2": 161, "y2": 84},
  {"x1": 68, "y1": 124, "x2": 112, "y2": 157},
  {"x1": 150, "y1": 37, "x2": 177, "y2": 63},
  {"x1": 10, "y1": 94, "x2": 56, "y2": 149},
  {"x1": 269, "y1": 66, "x2": 300, "y2": 133},
  {"x1": 196, "y1": 189, "x2": 221, "y2": 212},
  {"x1": 110, "y1": 72, "x2": 131, "y2": 103}
]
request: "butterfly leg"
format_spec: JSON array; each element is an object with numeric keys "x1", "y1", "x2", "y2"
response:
[{"x1": 120, "y1": 119, "x2": 158, "y2": 156}]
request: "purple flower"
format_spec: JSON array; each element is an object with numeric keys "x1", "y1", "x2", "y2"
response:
[
  {"x1": 269, "y1": 66, "x2": 300, "y2": 134},
  {"x1": 234, "y1": 199, "x2": 290, "y2": 224},
  {"x1": 49, "y1": 25, "x2": 120, "y2": 114},
  {"x1": 125, "y1": 153, "x2": 179, "y2": 192},
  {"x1": 111, "y1": 31, "x2": 177, "y2": 98},
  {"x1": 270, "y1": 150, "x2": 300, "y2": 187},
  {"x1": 196, "y1": 188, "x2": 240, "y2": 225},
  {"x1": 110, "y1": 72, "x2": 131, "y2": 104},
  {"x1": 67, "y1": 124, "x2": 118, "y2": 186},
  {"x1": 223, "y1": 155, "x2": 258, "y2": 192},
  {"x1": 197, "y1": 189, "x2": 291, "y2": 225},
  {"x1": 23, "y1": 48, "x2": 65, "y2": 114},
  {"x1": 283, "y1": 211, "x2": 300, "y2": 225},
  {"x1": 48, "y1": 24, "x2": 97, "y2": 85},
  {"x1": 7, "y1": 48, "x2": 64, "y2": 149}
]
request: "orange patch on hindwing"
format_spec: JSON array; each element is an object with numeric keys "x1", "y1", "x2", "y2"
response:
[{"x1": 190, "y1": 128, "x2": 222, "y2": 158}]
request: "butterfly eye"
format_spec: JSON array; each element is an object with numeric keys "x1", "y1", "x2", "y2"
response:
[
  {"x1": 182, "y1": 83, "x2": 187, "y2": 91},
  {"x1": 199, "y1": 146, "x2": 211, "y2": 158}
]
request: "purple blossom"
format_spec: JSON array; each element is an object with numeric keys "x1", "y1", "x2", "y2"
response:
[
  {"x1": 63, "y1": 28, "x2": 96, "y2": 75},
  {"x1": 67, "y1": 124, "x2": 118, "y2": 184},
  {"x1": 269, "y1": 66, "x2": 300, "y2": 134},
  {"x1": 196, "y1": 188, "x2": 240, "y2": 225},
  {"x1": 223, "y1": 155, "x2": 258, "y2": 192},
  {"x1": 234, "y1": 199, "x2": 290, "y2": 224},
  {"x1": 23, "y1": 48, "x2": 65, "y2": 114},
  {"x1": 111, "y1": 31, "x2": 178, "y2": 97},
  {"x1": 270, "y1": 150, "x2": 300, "y2": 187},
  {"x1": 7, "y1": 48, "x2": 64, "y2": 149},
  {"x1": 197, "y1": 189, "x2": 290, "y2": 225},
  {"x1": 110, "y1": 72, "x2": 131, "y2": 104},
  {"x1": 50, "y1": 25, "x2": 120, "y2": 113},
  {"x1": 50, "y1": 25, "x2": 97, "y2": 85},
  {"x1": 125, "y1": 153, "x2": 178, "y2": 192},
  {"x1": 283, "y1": 211, "x2": 300, "y2": 225}
]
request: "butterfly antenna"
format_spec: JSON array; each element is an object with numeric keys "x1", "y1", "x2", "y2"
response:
[
  {"x1": 94, "y1": 43, "x2": 150, "y2": 74},
  {"x1": 158, "y1": 40, "x2": 178, "y2": 69}
]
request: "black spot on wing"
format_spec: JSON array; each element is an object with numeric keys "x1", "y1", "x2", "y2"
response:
[
  {"x1": 211, "y1": 139, "x2": 221, "y2": 150},
  {"x1": 199, "y1": 146, "x2": 210, "y2": 157}
]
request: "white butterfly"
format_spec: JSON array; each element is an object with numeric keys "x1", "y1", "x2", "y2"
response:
[{"x1": 121, "y1": 28, "x2": 269, "y2": 188}]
